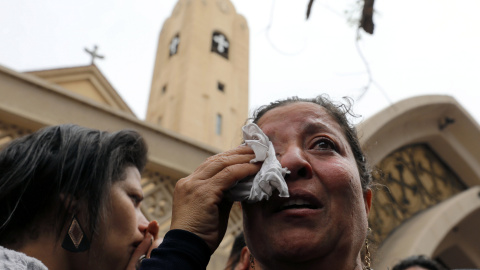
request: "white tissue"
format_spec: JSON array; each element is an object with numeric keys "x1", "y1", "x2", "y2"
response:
[{"x1": 227, "y1": 123, "x2": 290, "y2": 202}]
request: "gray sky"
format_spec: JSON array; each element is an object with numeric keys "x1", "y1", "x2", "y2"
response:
[{"x1": 1, "y1": 0, "x2": 479, "y2": 126}]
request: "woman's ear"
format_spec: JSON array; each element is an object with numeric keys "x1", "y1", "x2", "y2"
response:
[
  {"x1": 236, "y1": 246, "x2": 252, "y2": 270},
  {"x1": 364, "y1": 189, "x2": 372, "y2": 216}
]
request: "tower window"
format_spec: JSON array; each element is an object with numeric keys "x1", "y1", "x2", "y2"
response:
[
  {"x1": 217, "y1": 82, "x2": 225, "y2": 92},
  {"x1": 211, "y1": 31, "x2": 229, "y2": 59},
  {"x1": 216, "y1": 114, "x2": 222, "y2": 135},
  {"x1": 162, "y1": 85, "x2": 167, "y2": 94},
  {"x1": 169, "y1": 34, "x2": 180, "y2": 56}
]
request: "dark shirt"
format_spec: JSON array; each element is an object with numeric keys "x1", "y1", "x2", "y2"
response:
[{"x1": 141, "y1": 229, "x2": 211, "y2": 270}]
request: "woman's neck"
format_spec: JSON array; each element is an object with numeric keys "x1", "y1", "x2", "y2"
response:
[{"x1": 17, "y1": 234, "x2": 69, "y2": 270}]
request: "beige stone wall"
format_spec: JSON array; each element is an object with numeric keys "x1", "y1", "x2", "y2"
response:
[
  {"x1": 146, "y1": 0, "x2": 249, "y2": 151},
  {"x1": 58, "y1": 79, "x2": 109, "y2": 104},
  {"x1": 27, "y1": 65, "x2": 135, "y2": 116}
]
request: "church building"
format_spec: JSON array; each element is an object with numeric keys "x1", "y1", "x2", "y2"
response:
[{"x1": 0, "y1": 0, "x2": 478, "y2": 269}]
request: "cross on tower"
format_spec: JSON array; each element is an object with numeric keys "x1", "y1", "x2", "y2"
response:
[
  {"x1": 213, "y1": 34, "x2": 229, "y2": 53},
  {"x1": 169, "y1": 36, "x2": 180, "y2": 56},
  {"x1": 84, "y1": 45, "x2": 105, "y2": 65}
]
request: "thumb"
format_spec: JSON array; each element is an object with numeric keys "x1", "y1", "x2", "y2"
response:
[{"x1": 125, "y1": 232, "x2": 152, "y2": 270}]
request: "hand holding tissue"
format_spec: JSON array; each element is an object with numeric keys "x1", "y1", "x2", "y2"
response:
[{"x1": 228, "y1": 123, "x2": 290, "y2": 202}]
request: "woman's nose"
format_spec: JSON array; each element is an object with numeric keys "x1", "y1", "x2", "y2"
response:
[
  {"x1": 138, "y1": 212, "x2": 149, "y2": 232},
  {"x1": 279, "y1": 146, "x2": 313, "y2": 181}
]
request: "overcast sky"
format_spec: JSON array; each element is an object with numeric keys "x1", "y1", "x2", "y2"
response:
[{"x1": 1, "y1": 0, "x2": 479, "y2": 126}]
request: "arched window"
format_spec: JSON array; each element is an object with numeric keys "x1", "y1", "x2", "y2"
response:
[{"x1": 369, "y1": 143, "x2": 466, "y2": 244}]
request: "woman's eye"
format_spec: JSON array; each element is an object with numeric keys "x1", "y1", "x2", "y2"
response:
[
  {"x1": 312, "y1": 138, "x2": 337, "y2": 151},
  {"x1": 129, "y1": 195, "x2": 143, "y2": 206}
]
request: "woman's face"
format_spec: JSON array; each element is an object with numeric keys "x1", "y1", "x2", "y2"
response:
[
  {"x1": 88, "y1": 166, "x2": 149, "y2": 269},
  {"x1": 242, "y1": 102, "x2": 372, "y2": 268}
]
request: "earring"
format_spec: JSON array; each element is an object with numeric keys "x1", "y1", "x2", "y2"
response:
[
  {"x1": 249, "y1": 254, "x2": 255, "y2": 269},
  {"x1": 363, "y1": 236, "x2": 372, "y2": 270},
  {"x1": 62, "y1": 215, "x2": 90, "y2": 252}
]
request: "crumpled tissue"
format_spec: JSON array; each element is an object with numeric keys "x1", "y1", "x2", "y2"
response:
[{"x1": 227, "y1": 123, "x2": 290, "y2": 202}]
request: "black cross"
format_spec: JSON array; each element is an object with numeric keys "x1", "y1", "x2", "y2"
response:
[{"x1": 84, "y1": 45, "x2": 105, "y2": 65}]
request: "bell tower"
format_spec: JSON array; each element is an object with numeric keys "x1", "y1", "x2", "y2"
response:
[{"x1": 146, "y1": 0, "x2": 249, "y2": 151}]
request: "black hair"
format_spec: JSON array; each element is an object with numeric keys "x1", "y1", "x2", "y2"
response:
[
  {"x1": 0, "y1": 124, "x2": 147, "y2": 248},
  {"x1": 392, "y1": 255, "x2": 447, "y2": 270},
  {"x1": 251, "y1": 94, "x2": 372, "y2": 191}
]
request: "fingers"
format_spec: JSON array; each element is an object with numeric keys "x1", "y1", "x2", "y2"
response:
[
  {"x1": 125, "y1": 232, "x2": 152, "y2": 270},
  {"x1": 210, "y1": 162, "x2": 260, "y2": 190},
  {"x1": 145, "y1": 221, "x2": 161, "y2": 258},
  {"x1": 180, "y1": 145, "x2": 260, "y2": 191},
  {"x1": 174, "y1": 161, "x2": 260, "y2": 207},
  {"x1": 147, "y1": 237, "x2": 163, "y2": 258},
  {"x1": 124, "y1": 222, "x2": 174, "y2": 269},
  {"x1": 169, "y1": 145, "x2": 261, "y2": 253},
  {"x1": 192, "y1": 145, "x2": 256, "y2": 180},
  {"x1": 147, "y1": 220, "x2": 159, "y2": 240}
]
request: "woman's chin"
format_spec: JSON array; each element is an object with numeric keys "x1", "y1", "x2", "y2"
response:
[{"x1": 267, "y1": 237, "x2": 327, "y2": 263}]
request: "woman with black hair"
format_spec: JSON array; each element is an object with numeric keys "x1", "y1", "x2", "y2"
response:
[{"x1": 0, "y1": 124, "x2": 161, "y2": 269}]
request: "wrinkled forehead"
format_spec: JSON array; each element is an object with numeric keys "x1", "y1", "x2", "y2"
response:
[
  {"x1": 114, "y1": 166, "x2": 142, "y2": 188},
  {"x1": 257, "y1": 102, "x2": 341, "y2": 133}
]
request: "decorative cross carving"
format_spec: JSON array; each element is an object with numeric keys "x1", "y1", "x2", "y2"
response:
[
  {"x1": 213, "y1": 34, "x2": 229, "y2": 53},
  {"x1": 84, "y1": 45, "x2": 105, "y2": 65},
  {"x1": 169, "y1": 35, "x2": 180, "y2": 56}
]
